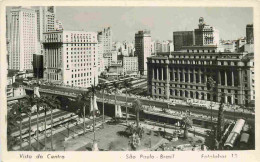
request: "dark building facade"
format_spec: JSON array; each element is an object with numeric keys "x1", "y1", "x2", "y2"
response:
[
  {"x1": 246, "y1": 24, "x2": 254, "y2": 44},
  {"x1": 173, "y1": 31, "x2": 194, "y2": 51},
  {"x1": 33, "y1": 54, "x2": 43, "y2": 78},
  {"x1": 147, "y1": 49, "x2": 254, "y2": 105},
  {"x1": 194, "y1": 17, "x2": 219, "y2": 46},
  {"x1": 135, "y1": 30, "x2": 151, "y2": 75}
]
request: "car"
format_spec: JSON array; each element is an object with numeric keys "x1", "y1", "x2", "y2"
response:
[{"x1": 169, "y1": 102, "x2": 176, "y2": 106}]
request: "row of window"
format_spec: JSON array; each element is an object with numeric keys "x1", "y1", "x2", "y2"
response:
[{"x1": 71, "y1": 72, "x2": 92, "y2": 78}]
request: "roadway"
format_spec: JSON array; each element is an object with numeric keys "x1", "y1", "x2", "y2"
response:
[
  {"x1": 20, "y1": 116, "x2": 104, "y2": 151},
  {"x1": 96, "y1": 93, "x2": 255, "y2": 124},
  {"x1": 12, "y1": 110, "x2": 70, "y2": 133},
  {"x1": 21, "y1": 86, "x2": 255, "y2": 124}
]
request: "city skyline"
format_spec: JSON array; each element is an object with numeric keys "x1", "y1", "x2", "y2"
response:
[
  {"x1": 4, "y1": 5, "x2": 255, "y2": 153},
  {"x1": 55, "y1": 7, "x2": 253, "y2": 42}
]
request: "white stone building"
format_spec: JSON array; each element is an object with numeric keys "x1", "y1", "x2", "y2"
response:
[
  {"x1": 43, "y1": 30, "x2": 98, "y2": 87},
  {"x1": 9, "y1": 7, "x2": 38, "y2": 71}
]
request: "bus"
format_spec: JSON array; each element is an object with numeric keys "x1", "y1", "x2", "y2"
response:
[{"x1": 224, "y1": 119, "x2": 245, "y2": 149}]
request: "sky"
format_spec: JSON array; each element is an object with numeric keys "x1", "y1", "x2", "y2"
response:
[
  {"x1": 56, "y1": 7, "x2": 252, "y2": 42},
  {"x1": 6, "y1": 7, "x2": 253, "y2": 42}
]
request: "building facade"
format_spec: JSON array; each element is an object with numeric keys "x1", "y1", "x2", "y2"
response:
[
  {"x1": 33, "y1": 54, "x2": 44, "y2": 78},
  {"x1": 118, "y1": 56, "x2": 138, "y2": 74},
  {"x1": 135, "y1": 30, "x2": 152, "y2": 75},
  {"x1": 43, "y1": 30, "x2": 98, "y2": 87},
  {"x1": 219, "y1": 40, "x2": 236, "y2": 53},
  {"x1": 9, "y1": 7, "x2": 38, "y2": 71},
  {"x1": 235, "y1": 37, "x2": 246, "y2": 52},
  {"x1": 97, "y1": 43, "x2": 104, "y2": 75},
  {"x1": 103, "y1": 51, "x2": 118, "y2": 68},
  {"x1": 54, "y1": 19, "x2": 63, "y2": 31},
  {"x1": 147, "y1": 49, "x2": 254, "y2": 105},
  {"x1": 173, "y1": 31, "x2": 194, "y2": 51},
  {"x1": 194, "y1": 17, "x2": 219, "y2": 46},
  {"x1": 246, "y1": 24, "x2": 253, "y2": 44},
  {"x1": 98, "y1": 27, "x2": 112, "y2": 54}
]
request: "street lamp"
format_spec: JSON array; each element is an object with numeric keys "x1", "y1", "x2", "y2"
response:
[
  {"x1": 208, "y1": 101, "x2": 214, "y2": 130},
  {"x1": 186, "y1": 99, "x2": 192, "y2": 116}
]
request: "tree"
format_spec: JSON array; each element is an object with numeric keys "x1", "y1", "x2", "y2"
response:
[
  {"x1": 206, "y1": 76, "x2": 216, "y2": 128},
  {"x1": 181, "y1": 116, "x2": 193, "y2": 139},
  {"x1": 122, "y1": 79, "x2": 133, "y2": 125},
  {"x1": 7, "y1": 106, "x2": 20, "y2": 150},
  {"x1": 33, "y1": 95, "x2": 51, "y2": 151},
  {"x1": 33, "y1": 96, "x2": 45, "y2": 151},
  {"x1": 217, "y1": 93, "x2": 225, "y2": 142},
  {"x1": 42, "y1": 95, "x2": 60, "y2": 151},
  {"x1": 9, "y1": 102, "x2": 23, "y2": 150},
  {"x1": 77, "y1": 84, "x2": 97, "y2": 144},
  {"x1": 23, "y1": 95, "x2": 37, "y2": 151},
  {"x1": 132, "y1": 99, "x2": 142, "y2": 128},
  {"x1": 8, "y1": 98, "x2": 33, "y2": 150},
  {"x1": 97, "y1": 82, "x2": 108, "y2": 128},
  {"x1": 112, "y1": 81, "x2": 121, "y2": 120},
  {"x1": 87, "y1": 83, "x2": 99, "y2": 151},
  {"x1": 76, "y1": 92, "x2": 90, "y2": 135}
]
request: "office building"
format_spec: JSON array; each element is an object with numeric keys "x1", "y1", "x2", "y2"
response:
[
  {"x1": 43, "y1": 30, "x2": 98, "y2": 87},
  {"x1": 246, "y1": 24, "x2": 253, "y2": 44},
  {"x1": 151, "y1": 41, "x2": 155, "y2": 55},
  {"x1": 34, "y1": 6, "x2": 58, "y2": 55},
  {"x1": 118, "y1": 55, "x2": 138, "y2": 75},
  {"x1": 9, "y1": 7, "x2": 38, "y2": 71},
  {"x1": 98, "y1": 27, "x2": 112, "y2": 54},
  {"x1": 33, "y1": 54, "x2": 43, "y2": 78},
  {"x1": 147, "y1": 47, "x2": 254, "y2": 105},
  {"x1": 35, "y1": 6, "x2": 56, "y2": 41},
  {"x1": 135, "y1": 30, "x2": 151, "y2": 75},
  {"x1": 194, "y1": 17, "x2": 219, "y2": 46},
  {"x1": 173, "y1": 31, "x2": 194, "y2": 51},
  {"x1": 103, "y1": 51, "x2": 118, "y2": 68},
  {"x1": 97, "y1": 43, "x2": 104, "y2": 75}
]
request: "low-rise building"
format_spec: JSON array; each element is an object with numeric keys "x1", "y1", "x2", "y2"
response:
[
  {"x1": 103, "y1": 51, "x2": 118, "y2": 68},
  {"x1": 118, "y1": 56, "x2": 138, "y2": 75}
]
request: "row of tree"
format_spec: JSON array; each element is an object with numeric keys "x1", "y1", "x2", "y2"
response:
[
  {"x1": 8, "y1": 79, "x2": 134, "y2": 151},
  {"x1": 8, "y1": 94, "x2": 60, "y2": 151}
]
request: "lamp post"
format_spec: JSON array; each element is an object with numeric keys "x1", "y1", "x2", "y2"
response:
[{"x1": 209, "y1": 101, "x2": 213, "y2": 130}]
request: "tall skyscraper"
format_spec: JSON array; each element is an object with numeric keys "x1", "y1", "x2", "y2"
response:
[
  {"x1": 194, "y1": 17, "x2": 219, "y2": 46},
  {"x1": 135, "y1": 30, "x2": 151, "y2": 75},
  {"x1": 34, "y1": 6, "x2": 58, "y2": 55},
  {"x1": 43, "y1": 30, "x2": 98, "y2": 87},
  {"x1": 246, "y1": 24, "x2": 254, "y2": 44},
  {"x1": 97, "y1": 27, "x2": 112, "y2": 54},
  {"x1": 35, "y1": 6, "x2": 56, "y2": 42},
  {"x1": 173, "y1": 31, "x2": 194, "y2": 51},
  {"x1": 9, "y1": 7, "x2": 38, "y2": 71},
  {"x1": 97, "y1": 43, "x2": 104, "y2": 75}
]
